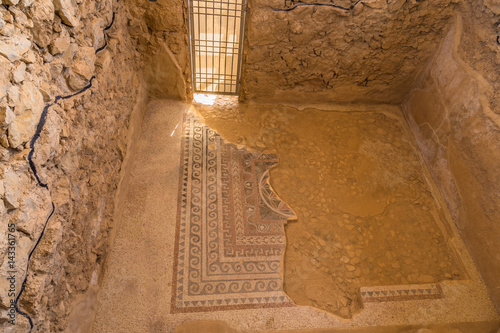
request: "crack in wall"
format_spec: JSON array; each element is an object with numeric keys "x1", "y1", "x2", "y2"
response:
[{"x1": 271, "y1": 0, "x2": 365, "y2": 12}]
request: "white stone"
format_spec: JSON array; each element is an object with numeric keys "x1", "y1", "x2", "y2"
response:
[
  {"x1": 14, "y1": 196, "x2": 42, "y2": 236},
  {"x1": 53, "y1": 0, "x2": 80, "y2": 28},
  {"x1": 0, "y1": 105, "x2": 14, "y2": 125},
  {"x1": 39, "y1": 82, "x2": 52, "y2": 102},
  {"x1": 0, "y1": 145, "x2": 8, "y2": 161},
  {"x1": 9, "y1": 6, "x2": 28, "y2": 26},
  {"x1": 32, "y1": 0, "x2": 54, "y2": 22},
  {"x1": 2, "y1": 0, "x2": 20, "y2": 5},
  {"x1": 0, "y1": 23, "x2": 15, "y2": 37},
  {"x1": 20, "y1": 0, "x2": 34, "y2": 6},
  {"x1": 49, "y1": 35, "x2": 70, "y2": 55},
  {"x1": 3, "y1": 168, "x2": 23, "y2": 209},
  {"x1": 6, "y1": 85, "x2": 19, "y2": 108},
  {"x1": 95, "y1": 49, "x2": 111, "y2": 69},
  {"x1": 0, "y1": 34, "x2": 31, "y2": 62},
  {"x1": 66, "y1": 69, "x2": 87, "y2": 91},
  {"x1": 0, "y1": 133, "x2": 8, "y2": 148},
  {"x1": 0, "y1": 57, "x2": 9, "y2": 100},
  {"x1": 0, "y1": 7, "x2": 12, "y2": 23},
  {"x1": 8, "y1": 111, "x2": 36, "y2": 148},
  {"x1": 22, "y1": 49, "x2": 36, "y2": 64},
  {"x1": 7, "y1": 81, "x2": 44, "y2": 148},
  {"x1": 14, "y1": 81, "x2": 43, "y2": 115},
  {"x1": 30, "y1": 0, "x2": 55, "y2": 47},
  {"x1": 91, "y1": 18, "x2": 105, "y2": 49},
  {"x1": 12, "y1": 61, "x2": 26, "y2": 83}
]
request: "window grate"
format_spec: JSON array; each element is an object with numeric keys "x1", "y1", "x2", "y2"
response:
[{"x1": 188, "y1": 0, "x2": 248, "y2": 95}]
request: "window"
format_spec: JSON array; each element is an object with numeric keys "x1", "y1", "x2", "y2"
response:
[{"x1": 188, "y1": 0, "x2": 248, "y2": 95}]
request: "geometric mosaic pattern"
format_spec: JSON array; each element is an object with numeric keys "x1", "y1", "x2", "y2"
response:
[
  {"x1": 171, "y1": 113, "x2": 296, "y2": 313},
  {"x1": 360, "y1": 283, "x2": 444, "y2": 303}
]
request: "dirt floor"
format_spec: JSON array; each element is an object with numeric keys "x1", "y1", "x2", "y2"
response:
[{"x1": 194, "y1": 97, "x2": 465, "y2": 318}]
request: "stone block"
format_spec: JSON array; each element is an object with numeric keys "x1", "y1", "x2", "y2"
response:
[
  {"x1": 53, "y1": 0, "x2": 80, "y2": 28},
  {"x1": 0, "y1": 105, "x2": 14, "y2": 126},
  {"x1": 49, "y1": 36, "x2": 70, "y2": 55},
  {"x1": 0, "y1": 34, "x2": 31, "y2": 62}
]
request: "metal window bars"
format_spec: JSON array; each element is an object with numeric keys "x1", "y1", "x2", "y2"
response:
[{"x1": 188, "y1": 0, "x2": 248, "y2": 95}]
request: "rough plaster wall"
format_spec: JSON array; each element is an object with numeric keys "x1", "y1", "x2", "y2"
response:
[
  {"x1": 403, "y1": 2, "x2": 500, "y2": 310},
  {"x1": 0, "y1": 0, "x2": 149, "y2": 331},
  {"x1": 242, "y1": 0, "x2": 459, "y2": 104},
  {"x1": 125, "y1": 0, "x2": 190, "y2": 99}
]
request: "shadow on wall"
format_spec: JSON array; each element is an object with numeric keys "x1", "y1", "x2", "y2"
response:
[
  {"x1": 124, "y1": 0, "x2": 191, "y2": 100},
  {"x1": 143, "y1": 43, "x2": 188, "y2": 100}
]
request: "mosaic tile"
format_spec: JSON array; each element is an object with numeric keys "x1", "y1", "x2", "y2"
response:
[
  {"x1": 360, "y1": 283, "x2": 443, "y2": 303},
  {"x1": 171, "y1": 113, "x2": 296, "y2": 313}
]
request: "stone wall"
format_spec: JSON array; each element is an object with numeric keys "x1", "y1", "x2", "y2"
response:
[
  {"x1": 0, "y1": 0, "x2": 149, "y2": 331},
  {"x1": 403, "y1": 1, "x2": 500, "y2": 310},
  {"x1": 241, "y1": 0, "x2": 459, "y2": 104},
  {"x1": 125, "y1": 0, "x2": 190, "y2": 99}
]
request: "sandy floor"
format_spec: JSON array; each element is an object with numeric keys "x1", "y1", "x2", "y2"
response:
[{"x1": 92, "y1": 99, "x2": 499, "y2": 333}]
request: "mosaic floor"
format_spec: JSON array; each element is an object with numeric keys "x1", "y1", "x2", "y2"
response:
[
  {"x1": 171, "y1": 111, "x2": 457, "y2": 316},
  {"x1": 92, "y1": 100, "x2": 500, "y2": 333},
  {"x1": 171, "y1": 113, "x2": 295, "y2": 312}
]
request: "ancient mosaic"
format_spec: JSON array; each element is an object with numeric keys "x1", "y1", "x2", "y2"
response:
[{"x1": 171, "y1": 113, "x2": 296, "y2": 313}]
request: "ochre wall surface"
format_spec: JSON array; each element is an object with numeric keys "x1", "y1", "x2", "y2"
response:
[
  {"x1": 0, "y1": 0, "x2": 187, "y2": 331},
  {"x1": 125, "y1": 0, "x2": 190, "y2": 99},
  {"x1": 0, "y1": 0, "x2": 151, "y2": 331},
  {"x1": 241, "y1": 0, "x2": 459, "y2": 104},
  {"x1": 403, "y1": 1, "x2": 500, "y2": 310}
]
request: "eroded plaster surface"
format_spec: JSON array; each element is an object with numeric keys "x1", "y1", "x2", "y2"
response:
[
  {"x1": 242, "y1": 0, "x2": 459, "y2": 104},
  {"x1": 403, "y1": 3, "x2": 500, "y2": 310}
]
